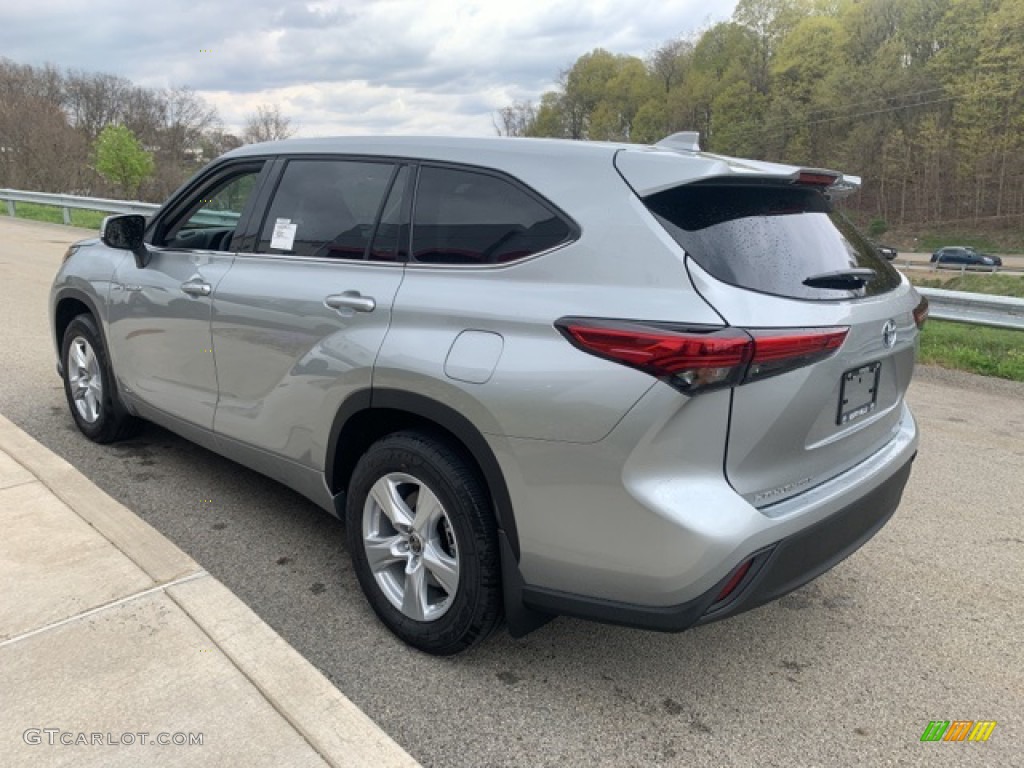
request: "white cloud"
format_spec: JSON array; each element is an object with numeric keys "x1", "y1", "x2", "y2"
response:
[{"x1": 0, "y1": 0, "x2": 738, "y2": 137}]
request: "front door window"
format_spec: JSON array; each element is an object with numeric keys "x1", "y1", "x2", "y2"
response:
[{"x1": 158, "y1": 167, "x2": 263, "y2": 252}]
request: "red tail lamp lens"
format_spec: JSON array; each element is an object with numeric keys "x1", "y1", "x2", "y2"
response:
[
  {"x1": 745, "y1": 328, "x2": 849, "y2": 382},
  {"x1": 714, "y1": 559, "x2": 753, "y2": 603},
  {"x1": 557, "y1": 319, "x2": 849, "y2": 394},
  {"x1": 913, "y1": 296, "x2": 929, "y2": 329},
  {"x1": 557, "y1": 321, "x2": 752, "y2": 394}
]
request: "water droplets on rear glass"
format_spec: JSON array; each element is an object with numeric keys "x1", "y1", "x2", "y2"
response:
[{"x1": 644, "y1": 183, "x2": 900, "y2": 301}]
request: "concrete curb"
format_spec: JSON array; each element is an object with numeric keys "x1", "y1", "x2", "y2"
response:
[
  {"x1": 0, "y1": 413, "x2": 419, "y2": 767},
  {"x1": 0, "y1": 413, "x2": 200, "y2": 584},
  {"x1": 168, "y1": 578, "x2": 417, "y2": 768}
]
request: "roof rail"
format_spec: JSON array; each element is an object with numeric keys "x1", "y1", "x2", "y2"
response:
[{"x1": 656, "y1": 131, "x2": 701, "y2": 153}]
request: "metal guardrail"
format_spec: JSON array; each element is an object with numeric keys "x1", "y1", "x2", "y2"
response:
[
  {"x1": 898, "y1": 261, "x2": 1024, "y2": 276},
  {"x1": 0, "y1": 188, "x2": 158, "y2": 221},
  {"x1": 0, "y1": 188, "x2": 237, "y2": 227},
  {"x1": 917, "y1": 287, "x2": 1024, "y2": 331}
]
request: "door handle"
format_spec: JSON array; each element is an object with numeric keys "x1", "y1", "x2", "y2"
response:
[
  {"x1": 324, "y1": 291, "x2": 376, "y2": 313},
  {"x1": 181, "y1": 279, "x2": 212, "y2": 297}
]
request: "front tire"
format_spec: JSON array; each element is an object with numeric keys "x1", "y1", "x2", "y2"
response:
[
  {"x1": 60, "y1": 314, "x2": 138, "y2": 443},
  {"x1": 346, "y1": 431, "x2": 503, "y2": 655}
]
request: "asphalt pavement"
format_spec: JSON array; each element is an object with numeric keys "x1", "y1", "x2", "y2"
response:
[{"x1": 2, "y1": 216, "x2": 1021, "y2": 767}]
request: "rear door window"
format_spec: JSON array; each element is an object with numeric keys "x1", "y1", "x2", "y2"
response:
[
  {"x1": 257, "y1": 159, "x2": 396, "y2": 259},
  {"x1": 644, "y1": 183, "x2": 902, "y2": 300},
  {"x1": 411, "y1": 166, "x2": 573, "y2": 265}
]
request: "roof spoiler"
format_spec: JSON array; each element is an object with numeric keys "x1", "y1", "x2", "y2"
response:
[
  {"x1": 789, "y1": 168, "x2": 861, "y2": 198},
  {"x1": 640, "y1": 132, "x2": 862, "y2": 199},
  {"x1": 709, "y1": 155, "x2": 862, "y2": 199},
  {"x1": 822, "y1": 173, "x2": 861, "y2": 199}
]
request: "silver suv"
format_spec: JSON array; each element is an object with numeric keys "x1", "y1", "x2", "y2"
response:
[{"x1": 50, "y1": 135, "x2": 925, "y2": 655}]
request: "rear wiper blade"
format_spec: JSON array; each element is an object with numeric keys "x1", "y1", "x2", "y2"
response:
[{"x1": 803, "y1": 268, "x2": 877, "y2": 290}]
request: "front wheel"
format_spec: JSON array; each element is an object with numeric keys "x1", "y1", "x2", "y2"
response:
[
  {"x1": 60, "y1": 314, "x2": 138, "y2": 443},
  {"x1": 346, "y1": 431, "x2": 503, "y2": 655}
]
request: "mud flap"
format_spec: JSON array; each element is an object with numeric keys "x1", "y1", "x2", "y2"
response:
[{"x1": 499, "y1": 531, "x2": 555, "y2": 638}]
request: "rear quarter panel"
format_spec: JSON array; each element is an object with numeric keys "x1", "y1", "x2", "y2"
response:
[{"x1": 377, "y1": 156, "x2": 727, "y2": 443}]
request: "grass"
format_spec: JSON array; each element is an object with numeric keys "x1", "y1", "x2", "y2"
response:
[
  {"x1": 6, "y1": 201, "x2": 106, "y2": 230},
  {"x1": 919, "y1": 320, "x2": 1024, "y2": 381},
  {"x1": 915, "y1": 233, "x2": 1003, "y2": 253},
  {"x1": 907, "y1": 273, "x2": 1024, "y2": 298},
  {"x1": 870, "y1": 226, "x2": 1024, "y2": 254}
]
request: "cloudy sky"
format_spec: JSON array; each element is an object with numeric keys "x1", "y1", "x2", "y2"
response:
[{"x1": 1, "y1": 0, "x2": 738, "y2": 137}]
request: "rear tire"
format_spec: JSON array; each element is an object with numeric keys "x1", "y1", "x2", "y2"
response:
[
  {"x1": 346, "y1": 431, "x2": 503, "y2": 655},
  {"x1": 60, "y1": 314, "x2": 139, "y2": 443}
]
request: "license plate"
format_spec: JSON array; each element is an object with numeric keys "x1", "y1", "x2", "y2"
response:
[{"x1": 837, "y1": 362, "x2": 881, "y2": 425}]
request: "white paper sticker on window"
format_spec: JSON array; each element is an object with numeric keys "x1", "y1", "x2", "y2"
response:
[{"x1": 270, "y1": 218, "x2": 297, "y2": 250}]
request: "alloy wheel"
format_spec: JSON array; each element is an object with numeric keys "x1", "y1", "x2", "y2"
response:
[
  {"x1": 362, "y1": 472, "x2": 460, "y2": 622},
  {"x1": 68, "y1": 337, "x2": 103, "y2": 424}
]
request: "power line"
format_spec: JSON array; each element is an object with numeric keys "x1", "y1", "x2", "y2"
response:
[
  {"x1": 717, "y1": 83, "x2": 1020, "y2": 146},
  {"x1": 800, "y1": 86, "x2": 948, "y2": 120},
  {"x1": 801, "y1": 94, "x2": 956, "y2": 127}
]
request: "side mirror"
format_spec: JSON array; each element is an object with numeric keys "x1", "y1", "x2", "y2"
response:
[{"x1": 100, "y1": 214, "x2": 150, "y2": 268}]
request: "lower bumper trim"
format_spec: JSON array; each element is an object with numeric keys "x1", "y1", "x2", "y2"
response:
[{"x1": 518, "y1": 452, "x2": 915, "y2": 633}]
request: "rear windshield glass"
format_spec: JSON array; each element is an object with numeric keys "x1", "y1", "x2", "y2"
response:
[{"x1": 644, "y1": 183, "x2": 902, "y2": 301}]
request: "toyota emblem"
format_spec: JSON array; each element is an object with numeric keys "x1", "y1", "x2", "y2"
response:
[{"x1": 882, "y1": 319, "x2": 897, "y2": 349}]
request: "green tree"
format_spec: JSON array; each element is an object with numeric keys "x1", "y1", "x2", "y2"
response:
[
  {"x1": 526, "y1": 91, "x2": 567, "y2": 137},
  {"x1": 931, "y1": 0, "x2": 1018, "y2": 222},
  {"x1": 630, "y1": 100, "x2": 669, "y2": 144},
  {"x1": 773, "y1": 16, "x2": 848, "y2": 103},
  {"x1": 682, "y1": 22, "x2": 758, "y2": 150},
  {"x1": 590, "y1": 58, "x2": 657, "y2": 140},
  {"x1": 648, "y1": 38, "x2": 693, "y2": 93},
  {"x1": 733, "y1": 0, "x2": 813, "y2": 93},
  {"x1": 710, "y1": 80, "x2": 767, "y2": 157},
  {"x1": 93, "y1": 124, "x2": 154, "y2": 198},
  {"x1": 770, "y1": 16, "x2": 849, "y2": 159},
  {"x1": 561, "y1": 49, "x2": 621, "y2": 138},
  {"x1": 553, "y1": 49, "x2": 656, "y2": 140}
]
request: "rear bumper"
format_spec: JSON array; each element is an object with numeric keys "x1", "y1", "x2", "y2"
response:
[{"x1": 517, "y1": 451, "x2": 915, "y2": 632}]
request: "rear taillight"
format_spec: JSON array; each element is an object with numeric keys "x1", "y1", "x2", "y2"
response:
[
  {"x1": 556, "y1": 318, "x2": 848, "y2": 395},
  {"x1": 913, "y1": 296, "x2": 929, "y2": 329},
  {"x1": 746, "y1": 328, "x2": 849, "y2": 382},
  {"x1": 557, "y1": 320, "x2": 751, "y2": 394}
]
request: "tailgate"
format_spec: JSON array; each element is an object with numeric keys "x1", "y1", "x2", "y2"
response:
[
  {"x1": 691, "y1": 262, "x2": 919, "y2": 506},
  {"x1": 629, "y1": 162, "x2": 921, "y2": 506}
]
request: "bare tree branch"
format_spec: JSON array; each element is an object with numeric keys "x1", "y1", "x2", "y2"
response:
[{"x1": 242, "y1": 104, "x2": 294, "y2": 144}]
